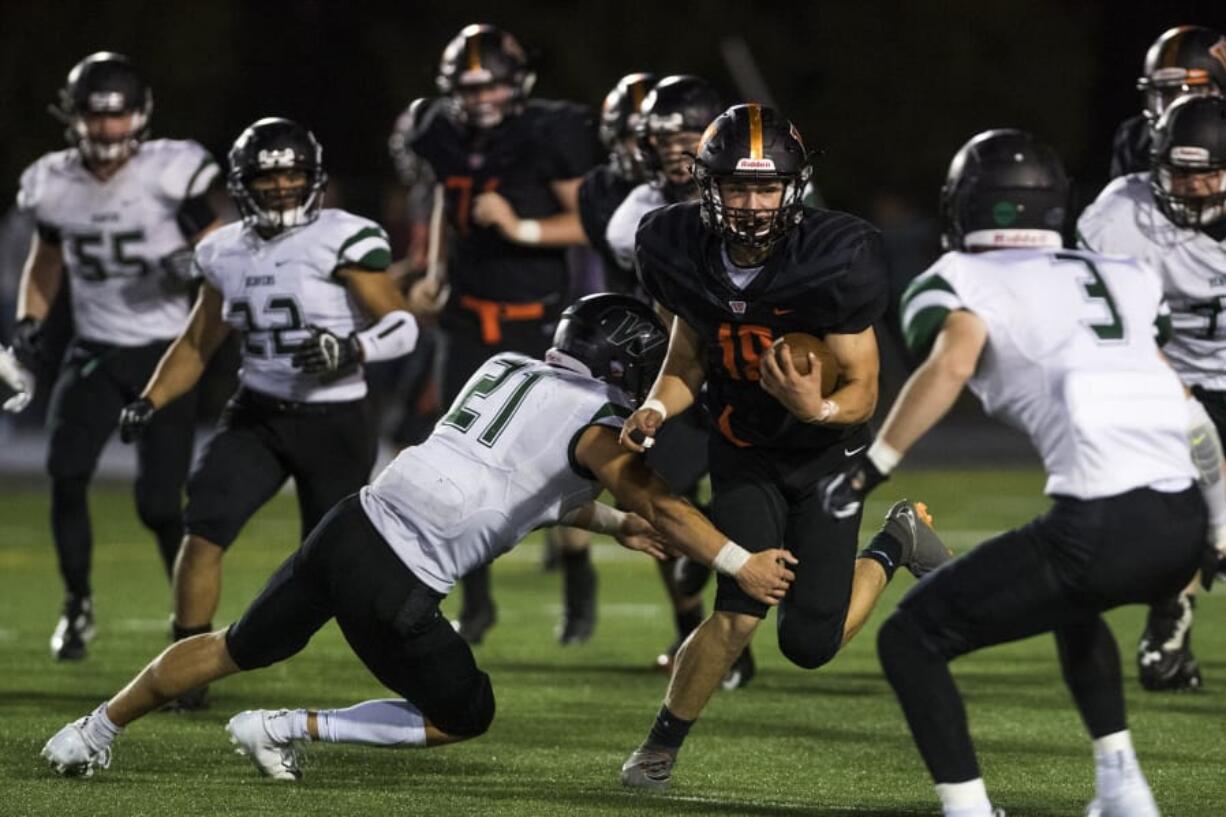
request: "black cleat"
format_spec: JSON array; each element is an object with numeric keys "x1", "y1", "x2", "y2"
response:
[
  {"x1": 721, "y1": 647, "x2": 755, "y2": 690},
  {"x1": 1138, "y1": 594, "x2": 1202, "y2": 692},
  {"x1": 558, "y1": 561, "x2": 597, "y2": 645},
  {"x1": 882, "y1": 500, "x2": 952, "y2": 578},
  {"x1": 454, "y1": 600, "x2": 497, "y2": 645},
  {"x1": 166, "y1": 685, "x2": 210, "y2": 712},
  {"x1": 50, "y1": 596, "x2": 95, "y2": 661},
  {"x1": 672, "y1": 556, "x2": 713, "y2": 597}
]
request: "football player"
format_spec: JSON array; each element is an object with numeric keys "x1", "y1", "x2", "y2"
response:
[
  {"x1": 578, "y1": 71, "x2": 657, "y2": 293},
  {"x1": 389, "y1": 24, "x2": 601, "y2": 645},
  {"x1": 823, "y1": 129, "x2": 1208, "y2": 817},
  {"x1": 1109, "y1": 25, "x2": 1225, "y2": 179},
  {"x1": 1079, "y1": 94, "x2": 1226, "y2": 692},
  {"x1": 116, "y1": 118, "x2": 418, "y2": 709},
  {"x1": 13, "y1": 52, "x2": 221, "y2": 660},
  {"x1": 618, "y1": 104, "x2": 950, "y2": 788},
  {"x1": 40, "y1": 294, "x2": 797, "y2": 781}
]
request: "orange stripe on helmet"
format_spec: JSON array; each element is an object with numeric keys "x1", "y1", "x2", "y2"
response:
[
  {"x1": 748, "y1": 103, "x2": 763, "y2": 160},
  {"x1": 467, "y1": 32, "x2": 483, "y2": 71}
]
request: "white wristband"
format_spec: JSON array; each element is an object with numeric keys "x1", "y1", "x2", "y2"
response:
[
  {"x1": 806, "y1": 399, "x2": 839, "y2": 424},
  {"x1": 516, "y1": 219, "x2": 542, "y2": 244},
  {"x1": 712, "y1": 540, "x2": 752, "y2": 576},
  {"x1": 640, "y1": 398, "x2": 668, "y2": 421},
  {"x1": 587, "y1": 502, "x2": 628, "y2": 535},
  {"x1": 866, "y1": 439, "x2": 902, "y2": 475}
]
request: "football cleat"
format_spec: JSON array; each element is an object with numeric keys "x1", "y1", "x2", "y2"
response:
[
  {"x1": 672, "y1": 556, "x2": 713, "y2": 597},
  {"x1": 1138, "y1": 594, "x2": 1201, "y2": 692},
  {"x1": 42, "y1": 717, "x2": 112, "y2": 778},
  {"x1": 620, "y1": 744, "x2": 677, "y2": 790},
  {"x1": 164, "y1": 685, "x2": 210, "y2": 712},
  {"x1": 557, "y1": 559, "x2": 597, "y2": 645},
  {"x1": 50, "y1": 596, "x2": 96, "y2": 661},
  {"x1": 454, "y1": 599, "x2": 497, "y2": 645},
  {"x1": 226, "y1": 710, "x2": 302, "y2": 781},
  {"x1": 882, "y1": 500, "x2": 953, "y2": 578},
  {"x1": 720, "y1": 647, "x2": 755, "y2": 691}
]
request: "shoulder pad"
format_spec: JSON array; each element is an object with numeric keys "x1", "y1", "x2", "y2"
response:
[
  {"x1": 390, "y1": 97, "x2": 446, "y2": 148},
  {"x1": 327, "y1": 210, "x2": 392, "y2": 272},
  {"x1": 142, "y1": 139, "x2": 220, "y2": 200},
  {"x1": 16, "y1": 150, "x2": 74, "y2": 213}
]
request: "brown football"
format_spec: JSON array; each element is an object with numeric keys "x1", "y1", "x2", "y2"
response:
[{"x1": 772, "y1": 332, "x2": 841, "y2": 396}]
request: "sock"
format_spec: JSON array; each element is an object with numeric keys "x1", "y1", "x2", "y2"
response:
[
  {"x1": 646, "y1": 705, "x2": 693, "y2": 750},
  {"x1": 674, "y1": 605, "x2": 704, "y2": 641},
  {"x1": 858, "y1": 531, "x2": 903, "y2": 580},
  {"x1": 263, "y1": 709, "x2": 310, "y2": 743},
  {"x1": 935, "y1": 779, "x2": 992, "y2": 817},
  {"x1": 172, "y1": 621, "x2": 213, "y2": 642},
  {"x1": 316, "y1": 699, "x2": 427, "y2": 747},
  {"x1": 1093, "y1": 730, "x2": 1143, "y2": 797},
  {"x1": 82, "y1": 703, "x2": 122, "y2": 750}
]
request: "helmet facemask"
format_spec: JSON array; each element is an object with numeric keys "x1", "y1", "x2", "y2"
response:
[
  {"x1": 1153, "y1": 164, "x2": 1226, "y2": 227},
  {"x1": 697, "y1": 167, "x2": 809, "y2": 252},
  {"x1": 1139, "y1": 74, "x2": 1221, "y2": 122},
  {"x1": 453, "y1": 80, "x2": 519, "y2": 129},
  {"x1": 231, "y1": 167, "x2": 326, "y2": 234},
  {"x1": 72, "y1": 110, "x2": 148, "y2": 163}
]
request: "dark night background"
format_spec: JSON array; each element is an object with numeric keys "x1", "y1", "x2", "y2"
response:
[{"x1": 2, "y1": 0, "x2": 1225, "y2": 225}]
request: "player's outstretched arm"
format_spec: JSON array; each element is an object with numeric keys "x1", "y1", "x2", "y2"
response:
[
  {"x1": 558, "y1": 502, "x2": 670, "y2": 561},
  {"x1": 142, "y1": 282, "x2": 231, "y2": 411},
  {"x1": 620, "y1": 315, "x2": 706, "y2": 452},
  {"x1": 578, "y1": 425, "x2": 795, "y2": 605}
]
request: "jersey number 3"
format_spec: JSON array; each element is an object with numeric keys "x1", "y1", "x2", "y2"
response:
[
  {"x1": 443, "y1": 359, "x2": 542, "y2": 447},
  {"x1": 1061, "y1": 253, "x2": 1124, "y2": 342}
]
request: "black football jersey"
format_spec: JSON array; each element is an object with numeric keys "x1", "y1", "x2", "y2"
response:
[
  {"x1": 636, "y1": 202, "x2": 888, "y2": 451},
  {"x1": 1109, "y1": 114, "x2": 1151, "y2": 179},
  {"x1": 400, "y1": 98, "x2": 599, "y2": 308},
  {"x1": 578, "y1": 163, "x2": 638, "y2": 294}
]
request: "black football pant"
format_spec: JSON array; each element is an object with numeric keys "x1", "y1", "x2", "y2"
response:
[
  {"x1": 708, "y1": 430, "x2": 869, "y2": 669},
  {"x1": 184, "y1": 388, "x2": 376, "y2": 549},
  {"x1": 876, "y1": 486, "x2": 1205, "y2": 784},
  {"x1": 46, "y1": 340, "x2": 195, "y2": 599},
  {"x1": 226, "y1": 496, "x2": 495, "y2": 738},
  {"x1": 438, "y1": 320, "x2": 554, "y2": 616}
]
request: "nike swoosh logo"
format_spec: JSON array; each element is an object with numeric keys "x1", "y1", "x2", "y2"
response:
[
  {"x1": 773, "y1": 308, "x2": 794, "y2": 315},
  {"x1": 844, "y1": 445, "x2": 867, "y2": 457}
]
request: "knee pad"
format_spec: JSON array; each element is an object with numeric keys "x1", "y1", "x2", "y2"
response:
[
  {"x1": 50, "y1": 474, "x2": 90, "y2": 507},
  {"x1": 47, "y1": 425, "x2": 98, "y2": 482},
  {"x1": 877, "y1": 606, "x2": 963, "y2": 671},
  {"x1": 134, "y1": 486, "x2": 183, "y2": 532},
  {"x1": 777, "y1": 612, "x2": 843, "y2": 670},
  {"x1": 428, "y1": 671, "x2": 495, "y2": 738}
]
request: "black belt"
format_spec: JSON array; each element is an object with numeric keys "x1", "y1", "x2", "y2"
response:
[{"x1": 234, "y1": 387, "x2": 362, "y2": 415}]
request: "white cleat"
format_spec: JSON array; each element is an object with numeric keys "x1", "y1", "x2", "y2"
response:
[
  {"x1": 225, "y1": 710, "x2": 302, "y2": 781},
  {"x1": 1086, "y1": 790, "x2": 1161, "y2": 817},
  {"x1": 41, "y1": 717, "x2": 112, "y2": 778}
]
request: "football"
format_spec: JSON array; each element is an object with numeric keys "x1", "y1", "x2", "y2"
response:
[{"x1": 772, "y1": 332, "x2": 840, "y2": 396}]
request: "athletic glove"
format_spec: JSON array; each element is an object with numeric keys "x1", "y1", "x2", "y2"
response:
[
  {"x1": 291, "y1": 325, "x2": 361, "y2": 375},
  {"x1": 118, "y1": 398, "x2": 156, "y2": 444},
  {"x1": 818, "y1": 455, "x2": 888, "y2": 520},
  {"x1": 0, "y1": 346, "x2": 34, "y2": 413},
  {"x1": 10, "y1": 317, "x2": 44, "y2": 368}
]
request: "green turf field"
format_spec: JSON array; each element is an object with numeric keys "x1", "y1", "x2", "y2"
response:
[{"x1": 2, "y1": 470, "x2": 1222, "y2": 816}]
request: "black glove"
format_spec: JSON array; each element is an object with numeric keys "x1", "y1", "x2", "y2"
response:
[
  {"x1": 118, "y1": 397, "x2": 156, "y2": 444},
  {"x1": 291, "y1": 326, "x2": 361, "y2": 375},
  {"x1": 10, "y1": 317, "x2": 44, "y2": 368},
  {"x1": 1200, "y1": 544, "x2": 1225, "y2": 592},
  {"x1": 818, "y1": 454, "x2": 888, "y2": 520}
]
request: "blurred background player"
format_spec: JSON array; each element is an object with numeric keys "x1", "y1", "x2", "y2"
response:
[
  {"x1": 579, "y1": 71, "x2": 657, "y2": 295},
  {"x1": 827, "y1": 128, "x2": 1207, "y2": 817},
  {"x1": 388, "y1": 24, "x2": 601, "y2": 645},
  {"x1": 618, "y1": 104, "x2": 950, "y2": 789},
  {"x1": 12, "y1": 52, "x2": 221, "y2": 660},
  {"x1": 1079, "y1": 94, "x2": 1226, "y2": 692},
  {"x1": 117, "y1": 118, "x2": 417, "y2": 708},
  {"x1": 1109, "y1": 25, "x2": 1225, "y2": 179}
]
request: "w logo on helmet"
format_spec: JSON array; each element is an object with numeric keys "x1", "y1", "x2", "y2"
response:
[
  {"x1": 605, "y1": 313, "x2": 667, "y2": 358},
  {"x1": 257, "y1": 148, "x2": 297, "y2": 169}
]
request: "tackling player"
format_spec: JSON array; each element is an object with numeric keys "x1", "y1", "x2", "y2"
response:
[
  {"x1": 389, "y1": 24, "x2": 601, "y2": 644},
  {"x1": 39, "y1": 294, "x2": 796, "y2": 781},
  {"x1": 117, "y1": 118, "x2": 418, "y2": 709},
  {"x1": 12, "y1": 52, "x2": 221, "y2": 660},
  {"x1": 1109, "y1": 25, "x2": 1225, "y2": 179},
  {"x1": 823, "y1": 129, "x2": 1208, "y2": 817},
  {"x1": 1079, "y1": 94, "x2": 1226, "y2": 692},
  {"x1": 618, "y1": 104, "x2": 950, "y2": 788}
]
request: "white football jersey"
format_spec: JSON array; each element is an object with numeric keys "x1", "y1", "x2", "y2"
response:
[
  {"x1": 901, "y1": 248, "x2": 1195, "y2": 500},
  {"x1": 194, "y1": 208, "x2": 393, "y2": 402},
  {"x1": 606, "y1": 182, "x2": 667, "y2": 271},
  {"x1": 360, "y1": 353, "x2": 632, "y2": 594},
  {"x1": 1077, "y1": 173, "x2": 1226, "y2": 390},
  {"x1": 17, "y1": 140, "x2": 219, "y2": 346}
]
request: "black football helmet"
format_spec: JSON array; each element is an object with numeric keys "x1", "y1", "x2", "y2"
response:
[
  {"x1": 599, "y1": 72, "x2": 657, "y2": 181},
  {"x1": 940, "y1": 129, "x2": 1068, "y2": 251},
  {"x1": 636, "y1": 75, "x2": 723, "y2": 195},
  {"x1": 436, "y1": 24, "x2": 535, "y2": 128},
  {"x1": 227, "y1": 118, "x2": 327, "y2": 234},
  {"x1": 1151, "y1": 95, "x2": 1226, "y2": 229},
  {"x1": 693, "y1": 103, "x2": 812, "y2": 251},
  {"x1": 550, "y1": 293, "x2": 668, "y2": 405},
  {"x1": 1138, "y1": 26, "x2": 1226, "y2": 121},
  {"x1": 52, "y1": 52, "x2": 152, "y2": 163}
]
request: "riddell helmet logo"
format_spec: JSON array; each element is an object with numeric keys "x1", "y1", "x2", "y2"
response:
[
  {"x1": 736, "y1": 157, "x2": 776, "y2": 171},
  {"x1": 1170, "y1": 145, "x2": 1211, "y2": 166},
  {"x1": 257, "y1": 148, "x2": 298, "y2": 169},
  {"x1": 88, "y1": 91, "x2": 125, "y2": 112}
]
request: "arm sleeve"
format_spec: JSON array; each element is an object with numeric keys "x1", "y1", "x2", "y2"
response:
[
  {"x1": 355, "y1": 309, "x2": 418, "y2": 362},
  {"x1": 899, "y1": 262, "x2": 966, "y2": 358}
]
